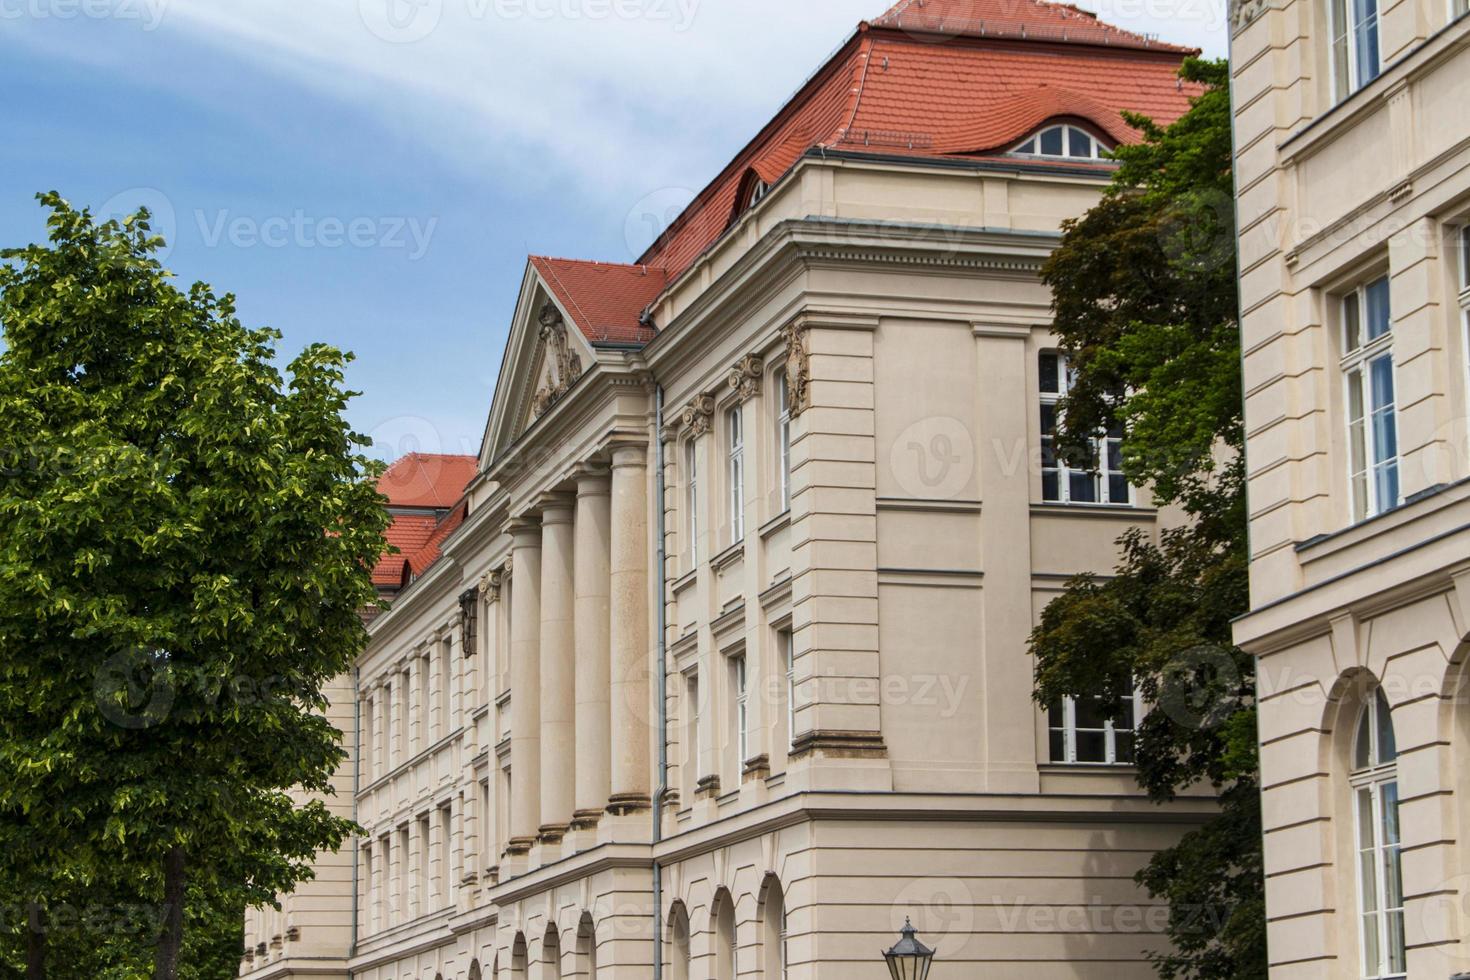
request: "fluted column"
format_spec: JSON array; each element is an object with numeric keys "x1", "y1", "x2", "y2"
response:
[
  {"x1": 507, "y1": 519, "x2": 543, "y2": 855},
  {"x1": 608, "y1": 443, "x2": 652, "y2": 813},
  {"x1": 538, "y1": 494, "x2": 577, "y2": 843},
  {"x1": 573, "y1": 466, "x2": 612, "y2": 829}
]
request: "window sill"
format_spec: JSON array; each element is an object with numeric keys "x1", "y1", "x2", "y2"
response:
[
  {"x1": 759, "y1": 510, "x2": 791, "y2": 540},
  {"x1": 1030, "y1": 501, "x2": 1155, "y2": 519},
  {"x1": 711, "y1": 539, "x2": 745, "y2": 572}
]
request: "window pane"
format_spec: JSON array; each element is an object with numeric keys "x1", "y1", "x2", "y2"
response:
[
  {"x1": 1382, "y1": 781, "x2": 1400, "y2": 846},
  {"x1": 1375, "y1": 692, "x2": 1397, "y2": 764},
  {"x1": 1344, "y1": 291, "x2": 1362, "y2": 352},
  {"x1": 1016, "y1": 138, "x2": 1035, "y2": 154},
  {"x1": 1108, "y1": 475, "x2": 1130, "y2": 504},
  {"x1": 1069, "y1": 471, "x2": 1098, "y2": 503},
  {"x1": 1113, "y1": 731, "x2": 1136, "y2": 764},
  {"x1": 1369, "y1": 356, "x2": 1395, "y2": 421},
  {"x1": 1040, "y1": 127, "x2": 1064, "y2": 156},
  {"x1": 1357, "y1": 786, "x2": 1376, "y2": 852},
  {"x1": 1049, "y1": 729, "x2": 1067, "y2": 762},
  {"x1": 1460, "y1": 226, "x2": 1470, "y2": 288},
  {"x1": 1075, "y1": 730, "x2": 1107, "y2": 762},
  {"x1": 1042, "y1": 471, "x2": 1060, "y2": 502},
  {"x1": 1040, "y1": 403, "x2": 1058, "y2": 436},
  {"x1": 1039, "y1": 353, "x2": 1060, "y2": 393},
  {"x1": 1067, "y1": 126, "x2": 1092, "y2": 158},
  {"x1": 1374, "y1": 460, "x2": 1399, "y2": 516},
  {"x1": 1074, "y1": 698, "x2": 1108, "y2": 730},
  {"x1": 1354, "y1": 704, "x2": 1372, "y2": 770},
  {"x1": 1364, "y1": 276, "x2": 1391, "y2": 341},
  {"x1": 1387, "y1": 910, "x2": 1406, "y2": 973},
  {"x1": 1354, "y1": 0, "x2": 1381, "y2": 86}
]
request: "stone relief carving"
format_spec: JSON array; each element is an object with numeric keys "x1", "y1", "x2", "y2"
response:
[
  {"x1": 781, "y1": 320, "x2": 810, "y2": 418},
  {"x1": 479, "y1": 569, "x2": 503, "y2": 603},
  {"x1": 727, "y1": 354, "x2": 763, "y2": 401},
  {"x1": 681, "y1": 393, "x2": 716, "y2": 436},
  {"x1": 1230, "y1": 0, "x2": 1269, "y2": 30},
  {"x1": 530, "y1": 301, "x2": 584, "y2": 420}
]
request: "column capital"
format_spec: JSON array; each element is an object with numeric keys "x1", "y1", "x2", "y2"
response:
[
  {"x1": 573, "y1": 462, "x2": 611, "y2": 495},
  {"x1": 506, "y1": 515, "x2": 543, "y2": 543},
  {"x1": 607, "y1": 441, "x2": 648, "y2": 469},
  {"x1": 536, "y1": 491, "x2": 576, "y2": 522}
]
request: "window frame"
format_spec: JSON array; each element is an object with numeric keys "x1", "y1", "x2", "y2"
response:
[
  {"x1": 1340, "y1": 275, "x2": 1399, "y2": 522},
  {"x1": 684, "y1": 437, "x2": 699, "y2": 566},
  {"x1": 775, "y1": 369, "x2": 792, "y2": 514},
  {"x1": 1048, "y1": 684, "x2": 1142, "y2": 766},
  {"x1": 1458, "y1": 226, "x2": 1470, "y2": 407},
  {"x1": 1351, "y1": 690, "x2": 1405, "y2": 980},
  {"x1": 1039, "y1": 351, "x2": 1131, "y2": 506},
  {"x1": 733, "y1": 653, "x2": 749, "y2": 766},
  {"x1": 727, "y1": 405, "x2": 746, "y2": 544},
  {"x1": 1010, "y1": 123, "x2": 1109, "y2": 160},
  {"x1": 1330, "y1": 0, "x2": 1382, "y2": 101}
]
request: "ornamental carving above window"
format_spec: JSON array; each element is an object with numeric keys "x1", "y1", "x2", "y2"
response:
[{"x1": 531, "y1": 302, "x2": 584, "y2": 420}]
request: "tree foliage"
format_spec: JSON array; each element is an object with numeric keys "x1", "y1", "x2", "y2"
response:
[
  {"x1": 0, "y1": 194, "x2": 388, "y2": 978},
  {"x1": 1029, "y1": 59, "x2": 1267, "y2": 980}
]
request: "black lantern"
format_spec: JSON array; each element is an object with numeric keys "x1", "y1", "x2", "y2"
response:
[{"x1": 882, "y1": 918, "x2": 936, "y2": 980}]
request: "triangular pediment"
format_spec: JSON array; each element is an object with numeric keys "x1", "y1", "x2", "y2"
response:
[{"x1": 479, "y1": 265, "x2": 597, "y2": 470}]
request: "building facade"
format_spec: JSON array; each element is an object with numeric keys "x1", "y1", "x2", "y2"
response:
[
  {"x1": 1229, "y1": 0, "x2": 1470, "y2": 973},
  {"x1": 243, "y1": 1, "x2": 1222, "y2": 976}
]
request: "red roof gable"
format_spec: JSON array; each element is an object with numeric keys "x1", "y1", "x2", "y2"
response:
[
  {"x1": 634, "y1": 0, "x2": 1200, "y2": 285},
  {"x1": 529, "y1": 257, "x2": 669, "y2": 345},
  {"x1": 373, "y1": 453, "x2": 477, "y2": 591},
  {"x1": 377, "y1": 453, "x2": 478, "y2": 509}
]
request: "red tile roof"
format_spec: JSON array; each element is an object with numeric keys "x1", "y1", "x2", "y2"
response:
[
  {"x1": 373, "y1": 453, "x2": 478, "y2": 591},
  {"x1": 529, "y1": 257, "x2": 668, "y2": 345},
  {"x1": 377, "y1": 453, "x2": 478, "y2": 509},
  {"x1": 522, "y1": 0, "x2": 1201, "y2": 358}
]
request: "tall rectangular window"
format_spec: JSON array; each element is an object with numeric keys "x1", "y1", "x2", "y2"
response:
[
  {"x1": 727, "y1": 406, "x2": 745, "y2": 544},
  {"x1": 776, "y1": 370, "x2": 792, "y2": 513},
  {"x1": 363, "y1": 843, "x2": 375, "y2": 932},
  {"x1": 782, "y1": 630, "x2": 796, "y2": 752},
  {"x1": 397, "y1": 825, "x2": 410, "y2": 918},
  {"x1": 1048, "y1": 682, "x2": 1141, "y2": 765},
  {"x1": 417, "y1": 813, "x2": 431, "y2": 915},
  {"x1": 685, "y1": 438, "x2": 699, "y2": 566},
  {"x1": 1331, "y1": 0, "x2": 1381, "y2": 101},
  {"x1": 363, "y1": 694, "x2": 375, "y2": 780},
  {"x1": 733, "y1": 654, "x2": 749, "y2": 767},
  {"x1": 1459, "y1": 226, "x2": 1470, "y2": 399},
  {"x1": 1039, "y1": 351, "x2": 1129, "y2": 505},
  {"x1": 685, "y1": 670, "x2": 701, "y2": 799},
  {"x1": 438, "y1": 804, "x2": 453, "y2": 908},
  {"x1": 1342, "y1": 275, "x2": 1398, "y2": 521}
]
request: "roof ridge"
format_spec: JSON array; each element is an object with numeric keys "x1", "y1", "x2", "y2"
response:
[{"x1": 531, "y1": 254, "x2": 663, "y2": 273}]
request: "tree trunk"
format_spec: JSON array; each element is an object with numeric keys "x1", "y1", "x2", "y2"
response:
[
  {"x1": 153, "y1": 846, "x2": 186, "y2": 980},
  {"x1": 25, "y1": 903, "x2": 45, "y2": 980}
]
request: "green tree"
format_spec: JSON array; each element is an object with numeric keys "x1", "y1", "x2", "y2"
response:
[
  {"x1": 1029, "y1": 59, "x2": 1266, "y2": 980},
  {"x1": 0, "y1": 193, "x2": 387, "y2": 978}
]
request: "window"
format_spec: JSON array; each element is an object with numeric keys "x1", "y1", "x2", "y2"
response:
[
  {"x1": 417, "y1": 814, "x2": 431, "y2": 913},
  {"x1": 1352, "y1": 689, "x2": 1404, "y2": 979},
  {"x1": 776, "y1": 370, "x2": 792, "y2": 513},
  {"x1": 733, "y1": 654, "x2": 749, "y2": 767},
  {"x1": 782, "y1": 630, "x2": 796, "y2": 751},
  {"x1": 1459, "y1": 226, "x2": 1470, "y2": 399},
  {"x1": 1048, "y1": 682, "x2": 1141, "y2": 765},
  {"x1": 1331, "y1": 0, "x2": 1381, "y2": 101},
  {"x1": 685, "y1": 438, "x2": 699, "y2": 564},
  {"x1": 397, "y1": 825, "x2": 410, "y2": 916},
  {"x1": 728, "y1": 406, "x2": 746, "y2": 544},
  {"x1": 1039, "y1": 351, "x2": 1129, "y2": 505},
  {"x1": 363, "y1": 694, "x2": 376, "y2": 780},
  {"x1": 747, "y1": 179, "x2": 769, "y2": 209},
  {"x1": 1011, "y1": 123, "x2": 1107, "y2": 160},
  {"x1": 685, "y1": 670, "x2": 701, "y2": 797},
  {"x1": 1342, "y1": 276, "x2": 1398, "y2": 521},
  {"x1": 764, "y1": 882, "x2": 788, "y2": 980},
  {"x1": 438, "y1": 804, "x2": 453, "y2": 908}
]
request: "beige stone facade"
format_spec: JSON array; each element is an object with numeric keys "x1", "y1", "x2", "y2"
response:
[
  {"x1": 1230, "y1": 0, "x2": 1470, "y2": 974},
  {"x1": 241, "y1": 5, "x2": 1224, "y2": 977}
]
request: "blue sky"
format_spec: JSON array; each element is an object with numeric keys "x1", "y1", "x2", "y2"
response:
[{"x1": 0, "y1": 0, "x2": 1227, "y2": 463}]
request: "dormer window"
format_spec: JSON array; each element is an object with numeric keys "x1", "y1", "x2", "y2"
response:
[
  {"x1": 1011, "y1": 124, "x2": 1107, "y2": 160},
  {"x1": 746, "y1": 179, "x2": 769, "y2": 209}
]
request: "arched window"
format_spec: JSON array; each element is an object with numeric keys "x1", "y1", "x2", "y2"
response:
[
  {"x1": 1351, "y1": 688, "x2": 1404, "y2": 979},
  {"x1": 762, "y1": 879, "x2": 788, "y2": 980},
  {"x1": 1011, "y1": 123, "x2": 1107, "y2": 160},
  {"x1": 668, "y1": 902, "x2": 691, "y2": 980},
  {"x1": 714, "y1": 891, "x2": 737, "y2": 980}
]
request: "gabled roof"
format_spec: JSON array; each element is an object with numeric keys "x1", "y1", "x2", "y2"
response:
[
  {"x1": 529, "y1": 257, "x2": 668, "y2": 346},
  {"x1": 377, "y1": 453, "x2": 479, "y2": 510},
  {"x1": 373, "y1": 453, "x2": 478, "y2": 591},
  {"x1": 635, "y1": 0, "x2": 1201, "y2": 285}
]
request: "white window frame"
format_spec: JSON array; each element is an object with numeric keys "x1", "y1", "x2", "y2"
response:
[
  {"x1": 1341, "y1": 275, "x2": 1399, "y2": 522},
  {"x1": 1330, "y1": 0, "x2": 1382, "y2": 102},
  {"x1": 733, "y1": 654, "x2": 748, "y2": 765},
  {"x1": 782, "y1": 630, "x2": 796, "y2": 751},
  {"x1": 1351, "y1": 690, "x2": 1404, "y2": 980},
  {"x1": 727, "y1": 406, "x2": 746, "y2": 544},
  {"x1": 776, "y1": 370, "x2": 791, "y2": 513},
  {"x1": 1049, "y1": 685, "x2": 1142, "y2": 766},
  {"x1": 685, "y1": 669, "x2": 701, "y2": 796},
  {"x1": 1039, "y1": 351, "x2": 1131, "y2": 506},
  {"x1": 1011, "y1": 123, "x2": 1108, "y2": 160},
  {"x1": 684, "y1": 437, "x2": 699, "y2": 565}
]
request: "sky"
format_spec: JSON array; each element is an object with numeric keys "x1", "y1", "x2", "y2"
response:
[{"x1": 0, "y1": 0, "x2": 1228, "y2": 464}]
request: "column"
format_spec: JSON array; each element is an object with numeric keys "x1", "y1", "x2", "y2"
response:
[
  {"x1": 507, "y1": 519, "x2": 543, "y2": 855},
  {"x1": 573, "y1": 465, "x2": 612, "y2": 829},
  {"x1": 608, "y1": 442, "x2": 653, "y2": 813},
  {"x1": 538, "y1": 493, "x2": 577, "y2": 843}
]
